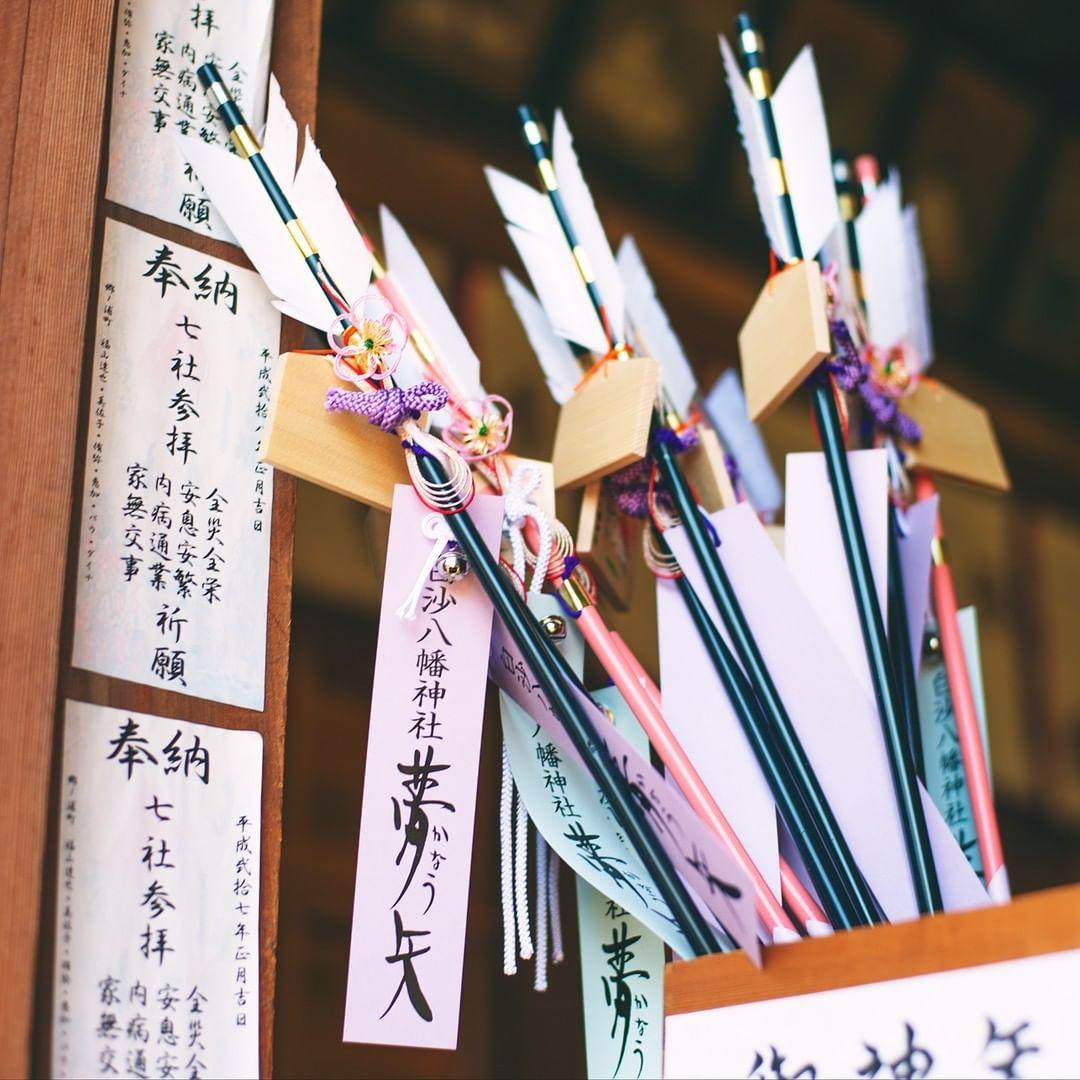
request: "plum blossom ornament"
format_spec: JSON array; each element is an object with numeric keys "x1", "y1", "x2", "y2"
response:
[
  {"x1": 444, "y1": 394, "x2": 514, "y2": 462},
  {"x1": 327, "y1": 291, "x2": 407, "y2": 386}
]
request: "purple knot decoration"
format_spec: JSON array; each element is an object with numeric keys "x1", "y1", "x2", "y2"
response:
[
  {"x1": 820, "y1": 320, "x2": 922, "y2": 444},
  {"x1": 603, "y1": 426, "x2": 699, "y2": 519},
  {"x1": 824, "y1": 318, "x2": 866, "y2": 393},
  {"x1": 325, "y1": 381, "x2": 450, "y2": 432}
]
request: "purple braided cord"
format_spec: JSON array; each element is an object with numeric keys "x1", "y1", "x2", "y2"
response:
[
  {"x1": 724, "y1": 452, "x2": 740, "y2": 493},
  {"x1": 325, "y1": 381, "x2": 450, "y2": 432},
  {"x1": 823, "y1": 319, "x2": 922, "y2": 444},
  {"x1": 604, "y1": 427, "x2": 699, "y2": 519}
]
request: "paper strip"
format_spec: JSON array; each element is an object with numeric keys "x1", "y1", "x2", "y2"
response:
[
  {"x1": 490, "y1": 615, "x2": 760, "y2": 962},
  {"x1": 784, "y1": 448, "x2": 889, "y2": 697},
  {"x1": 957, "y1": 607, "x2": 993, "y2": 782},
  {"x1": 106, "y1": 0, "x2": 274, "y2": 240},
  {"x1": 656, "y1": 577, "x2": 780, "y2": 904},
  {"x1": 343, "y1": 487, "x2": 503, "y2": 1049},
  {"x1": 502, "y1": 690, "x2": 692, "y2": 956},
  {"x1": 52, "y1": 701, "x2": 261, "y2": 1079},
  {"x1": 918, "y1": 607, "x2": 994, "y2": 878},
  {"x1": 71, "y1": 218, "x2": 277, "y2": 709},
  {"x1": 704, "y1": 369, "x2": 783, "y2": 519},
  {"x1": 666, "y1": 504, "x2": 988, "y2": 920}
]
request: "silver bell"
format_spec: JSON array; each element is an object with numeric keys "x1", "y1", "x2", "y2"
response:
[
  {"x1": 539, "y1": 614, "x2": 567, "y2": 641},
  {"x1": 434, "y1": 549, "x2": 470, "y2": 583}
]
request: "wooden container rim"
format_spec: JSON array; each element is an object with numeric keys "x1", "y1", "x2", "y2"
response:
[{"x1": 665, "y1": 883, "x2": 1080, "y2": 1018}]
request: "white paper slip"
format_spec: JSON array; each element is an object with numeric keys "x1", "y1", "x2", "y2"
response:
[
  {"x1": 72, "y1": 218, "x2": 278, "y2": 709},
  {"x1": 106, "y1": 0, "x2": 274, "y2": 239},
  {"x1": 52, "y1": 700, "x2": 262, "y2": 1080},
  {"x1": 665, "y1": 948, "x2": 1079, "y2": 1078}
]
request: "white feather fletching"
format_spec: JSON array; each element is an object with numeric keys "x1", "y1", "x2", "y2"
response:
[
  {"x1": 720, "y1": 35, "x2": 788, "y2": 261},
  {"x1": 771, "y1": 46, "x2": 839, "y2": 260},
  {"x1": 178, "y1": 76, "x2": 371, "y2": 331},
  {"x1": 379, "y1": 205, "x2": 483, "y2": 403},
  {"x1": 259, "y1": 76, "x2": 297, "y2": 186},
  {"x1": 617, "y1": 235, "x2": 697, "y2": 417},
  {"x1": 551, "y1": 110, "x2": 625, "y2": 342},
  {"x1": 289, "y1": 130, "x2": 373, "y2": 313},
  {"x1": 821, "y1": 219, "x2": 862, "y2": 330},
  {"x1": 500, "y1": 268, "x2": 581, "y2": 405},
  {"x1": 855, "y1": 170, "x2": 909, "y2": 350},
  {"x1": 485, "y1": 164, "x2": 608, "y2": 354},
  {"x1": 903, "y1": 205, "x2": 934, "y2": 372}
]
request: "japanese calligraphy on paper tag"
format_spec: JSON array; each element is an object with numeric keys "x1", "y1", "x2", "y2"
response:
[
  {"x1": 664, "y1": 949, "x2": 1076, "y2": 1078},
  {"x1": 501, "y1": 669, "x2": 691, "y2": 957},
  {"x1": 106, "y1": 0, "x2": 274, "y2": 239},
  {"x1": 51, "y1": 700, "x2": 261, "y2": 1080},
  {"x1": 72, "y1": 218, "x2": 277, "y2": 709},
  {"x1": 499, "y1": 596, "x2": 689, "y2": 956},
  {"x1": 490, "y1": 607, "x2": 760, "y2": 963},
  {"x1": 918, "y1": 608, "x2": 992, "y2": 878},
  {"x1": 576, "y1": 685, "x2": 665, "y2": 1080},
  {"x1": 343, "y1": 487, "x2": 504, "y2": 1050}
]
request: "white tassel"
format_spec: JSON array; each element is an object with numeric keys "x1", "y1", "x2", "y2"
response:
[
  {"x1": 533, "y1": 831, "x2": 550, "y2": 991},
  {"x1": 548, "y1": 848, "x2": 564, "y2": 964},
  {"x1": 515, "y1": 788, "x2": 533, "y2": 960},
  {"x1": 395, "y1": 513, "x2": 454, "y2": 620},
  {"x1": 503, "y1": 462, "x2": 554, "y2": 594},
  {"x1": 499, "y1": 743, "x2": 517, "y2": 976}
]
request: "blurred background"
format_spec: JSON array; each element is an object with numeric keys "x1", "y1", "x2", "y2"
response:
[{"x1": 274, "y1": 1, "x2": 1080, "y2": 1075}]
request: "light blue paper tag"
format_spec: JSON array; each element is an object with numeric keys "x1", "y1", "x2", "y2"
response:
[
  {"x1": 498, "y1": 598, "x2": 692, "y2": 957},
  {"x1": 575, "y1": 686, "x2": 665, "y2": 1080},
  {"x1": 917, "y1": 607, "x2": 992, "y2": 878},
  {"x1": 704, "y1": 369, "x2": 783, "y2": 519}
]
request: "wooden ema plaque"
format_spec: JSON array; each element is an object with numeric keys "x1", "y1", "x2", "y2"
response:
[
  {"x1": 738, "y1": 261, "x2": 831, "y2": 423},
  {"x1": 901, "y1": 378, "x2": 1011, "y2": 492},
  {"x1": 262, "y1": 352, "x2": 411, "y2": 512},
  {"x1": 551, "y1": 356, "x2": 662, "y2": 491},
  {"x1": 576, "y1": 480, "x2": 639, "y2": 611},
  {"x1": 682, "y1": 425, "x2": 737, "y2": 513}
]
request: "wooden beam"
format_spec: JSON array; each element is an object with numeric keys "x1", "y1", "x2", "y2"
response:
[
  {"x1": 0, "y1": 1, "x2": 115, "y2": 1073},
  {"x1": 0, "y1": 0, "x2": 320, "y2": 1074}
]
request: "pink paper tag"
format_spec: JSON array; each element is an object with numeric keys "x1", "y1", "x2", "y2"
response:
[
  {"x1": 785, "y1": 449, "x2": 889, "y2": 696},
  {"x1": 343, "y1": 485, "x2": 504, "y2": 1049},
  {"x1": 489, "y1": 618, "x2": 761, "y2": 964},
  {"x1": 897, "y1": 495, "x2": 939, "y2": 669}
]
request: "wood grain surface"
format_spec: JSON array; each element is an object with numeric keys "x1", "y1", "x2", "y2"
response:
[
  {"x1": 0, "y1": 1, "x2": 321, "y2": 1075},
  {"x1": 0, "y1": 2, "x2": 116, "y2": 1073},
  {"x1": 665, "y1": 882, "x2": 1080, "y2": 1018}
]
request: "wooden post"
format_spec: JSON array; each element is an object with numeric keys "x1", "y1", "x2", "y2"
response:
[{"x1": 0, "y1": 1, "x2": 321, "y2": 1075}]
